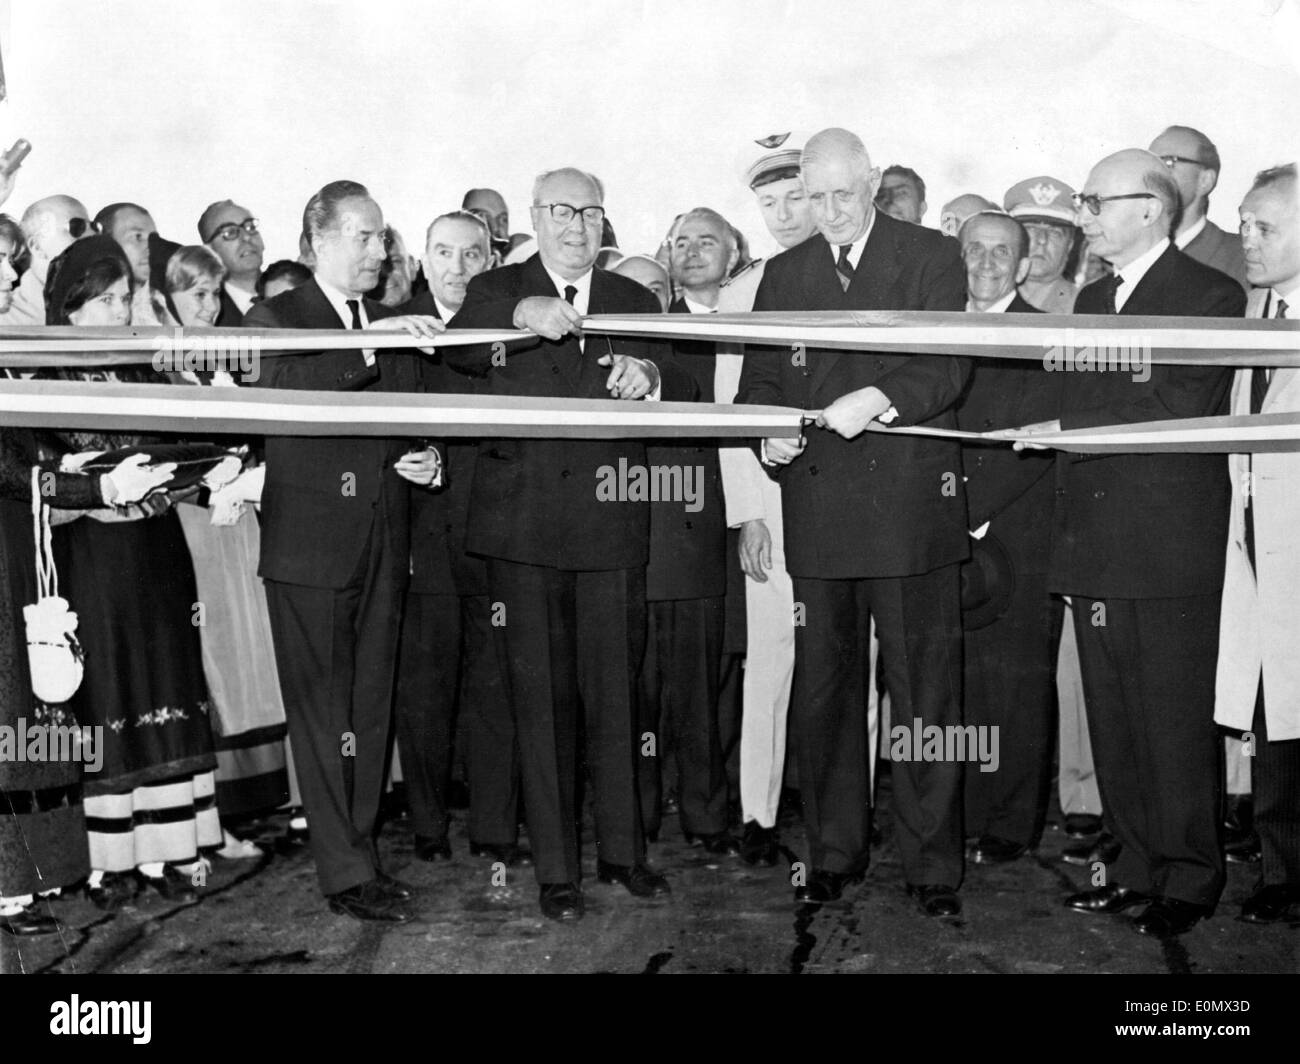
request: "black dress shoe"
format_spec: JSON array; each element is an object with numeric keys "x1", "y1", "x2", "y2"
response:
[
  {"x1": 1062, "y1": 832, "x2": 1121, "y2": 867},
  {"x1": 135, "y1": 866, "x2": 198, "y2": 903},
  {"x1": 1225, "y1": 831, "x2": 1262, "y2": 864},
  {"x1": 328, "y1": 881, "x2": 414, "y2": 922},
  {"x1": 539, "y1": 882, "x2": 584, "y2": 921},
  {"x1": 1064, "y1": 884, "x2": 1149, "y2": 914},
  {"x1": 684, "y1": 830, "x2": 742, "y2": 856},
  {"x1": 469, "y1": 842, "x2": 533, "y2": 867},
  {"x1": 971, "y1": 835, "x2": 1027, "y2": 864},
  {"x1": 85, "y1": 871, "x2": 140, "y2": 912},
  {"x1": 375, "y1": 872, "x2": 416, "y2": 900},
  {"x1": 1132, "y1": 897, "x2": 1211, "y2": 937},
  {"x1": 595, "y1": 860, "x2": 671, "y2": 897},
  {"x1": 907, "y1": 883, "x2": 961, "y2": 917},
  {"x1": 1063, "y1": 813, "x2": 1103, "y2": 839},
  {"x1": 740, "y1": 821, "x2": 779, "y2": 867},
  {"x1": 413, "y1": 835, "x2": 452, "y2": 862},
  {"x1": 1239, "y1": 883, "x2": 1300, "y2": 924},
  {"x1": 0, "y1": 904, "x2": 61, "y2": 936},
  {"x1": 794, "y1": 868, "x2": 863, "y2": 904}
]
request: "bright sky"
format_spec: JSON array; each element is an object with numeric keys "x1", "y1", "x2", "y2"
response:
[{"x1": 1, "y1": 0, "x2": 1297, "y2": 264}]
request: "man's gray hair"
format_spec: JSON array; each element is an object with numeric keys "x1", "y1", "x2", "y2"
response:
[
  {"x1": 425, "y1": 210, "x2": 492, "y2": 253},
  {"x1": 531, "y1": 168, "x2": 605, "y2": 206},
  {"x1": 1141, "y1": 166, "x2": 1183, "y2": 236},
  {"x1": 801, "y1": 128, "x2": 873, "y2": 180},
  {"x1": 302, "y1": 180, "x2": 371, "y2": 245},
  {"x1": 670, "y1": 207, "x2": 738, "y2": 253}
]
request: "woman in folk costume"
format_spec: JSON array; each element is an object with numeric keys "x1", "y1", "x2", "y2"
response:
[
  {"x1": 40, "y1": 235, "x2": 221, "y2": 910},
  {"x1": 157, "y1": 241, "x2": 290, "y2": 856}
]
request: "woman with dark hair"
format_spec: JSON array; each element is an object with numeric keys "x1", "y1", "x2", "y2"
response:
[
  {"x1": 163, "y1": 244, "x2": 290, "y2": 857},
  {"x1": 255, "y1": 259, "x2": 312, "y2": 302},
  {"x1": 39, "y1": 235, "x2": 221, "y2": 910},
  {"x1": 0, "y1": 213, "x2": 28, "y2": 317}
]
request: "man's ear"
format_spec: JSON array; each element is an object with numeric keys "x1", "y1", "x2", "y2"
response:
[
  {"x1": 1015, "y1": 257, "x2": 1032, "y2": 285},
  {"x1": 1196, "y1": 166, "x2": 1219, "y2": 199},
  {"x1": 726, "y1": 245, "x2": 740, "y2": 275},
  {"x1": 867, "y1": 167, "x2": 882, "y2": 201}
]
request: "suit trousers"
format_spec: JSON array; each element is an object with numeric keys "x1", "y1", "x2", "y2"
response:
[
  {"x1": 637, "y1": 596, "x2": 727, "y2": 837},
  {"x1": 964, "y1": 573, "x2": 1062, "y2": 847},
  {"x1": 1057, "y1": 607, "x2": 1102, "y2": 817},
  {"x1": 1252, "y1": 684, "x2": 1300, "y2": 886},
  {"x1": 393, "y1": 591, "x2": 519, "y2": 846},
  {"x1": 263, "y1": 518, "x2": 403, "y2": 897},
  {"x1": 1071, "y1": 594, "x2": 1225, "y2": 907},
  {"x1": 792, "y1": 565, "x2": 964, "y2": 886},
  {"x1": 487, "y1": 558, "x2": 646, "y2": 884}
]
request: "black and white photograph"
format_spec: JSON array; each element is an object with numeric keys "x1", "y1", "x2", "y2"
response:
[{"x1": 0, "y1": 0, "x2": 1297, "y2": 1021}]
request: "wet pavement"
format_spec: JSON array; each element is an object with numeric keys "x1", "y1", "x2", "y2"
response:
[{"x1": 5, "y1": 786, "x2": 1298, "y2": 976}]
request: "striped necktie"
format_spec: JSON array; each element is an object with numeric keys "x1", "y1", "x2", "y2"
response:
[{"x1": 835, "y1": 245, "x2": 854, "y2": 292}]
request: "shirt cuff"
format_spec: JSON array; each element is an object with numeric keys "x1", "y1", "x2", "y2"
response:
[
  {"x1": 643, "y1": 360, "x2": 661, "y2": 402},
  {"x1": 878, "y1": 404, "x2": 899, "y2": 425}
]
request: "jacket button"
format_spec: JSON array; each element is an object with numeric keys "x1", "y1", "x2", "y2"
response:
[
  {"x1": 1055, "y1": 488, "x2": 1066, "y2": 497},
  {"x1": 1093, "y1": 489, "x2": 1105, "y2": 499},
  {"x1": 561, "y1": 469, "x2": 571, "y2": 478},
  {"x1": 551, "y1": 365, "x2": 560, "y2": 374},
  {"x1": 868, "y1": 459, "x2": 878, "y2": 471},
  {"x1": 809, "y1": 465, "x2": 819, "y2": 476},
  {"x1": 685, "y1": 521, "x2": 694, "y2": 530},
  {"x1": 984, "y1": 418, "x2": 994, "y2": 429}
]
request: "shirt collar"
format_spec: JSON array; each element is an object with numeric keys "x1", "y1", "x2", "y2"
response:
[
  {"x1": 827, "y1": 209, "x2": 877, "y2": 271},
  {"x1": 224, "y1": 281, "x2": 255, "y2": 315},
  {"x1": 541, "y1": 263, "x2": 593, "y2": 312},
  {"x1": 315, "y1": 275, "x2": 369, "y2": 327},
  {"x1": 1114, "y1": 236, "x2": 1170, "y2": 306},
  {"x1": 433, "y1": 297, "x2": 459, "y2": 322},
  {"x1": 966, "y1": 289, "x2": 1017, "y2": 314},
  {"x1": 683, "y1": 295, "x2": 717, "y2": 314},
  {"x1": 1271, "y1": 285, "x2": 1299, "y2": 315},
  {"x1": 1174, "y1": 215, "x2": 1208, "y2": 250}
]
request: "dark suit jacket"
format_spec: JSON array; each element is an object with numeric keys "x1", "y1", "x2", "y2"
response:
[
  {"x1": 644, "y1": 298, "x2": 727, "y2": 601},
  {"x1": 736, "y1": 213, "x2": 970, "y2": 579},
  {"x1": 1183, "y1": 219, "x2": 1248, "y2": 292},
  {"x1": 402, "y1": 289, "x2": 485, "y2": 597},
  {"x1": 245, "y1": 277, "x2": 420, "y2": 589},
  {"x1": 1048, "y1": 244, "x2": 1246, "y2": 599},
  {"x1": 956, "y1": 294, "x2": 1062, "y2": 572},
  {"x1": 445, "y1": 254, "x2": 692, "y2": 572},
  {"x1": 217, "y1": 286, "x2": 244, "y2": 327}
]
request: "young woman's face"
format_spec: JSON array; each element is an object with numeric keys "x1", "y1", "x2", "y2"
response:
[
  {"x1": 171, "y1": 276, "x2": 222, "y2": 327},
  {"x1": 69, "y1": 275, "x2": 132, "y2": 326}
]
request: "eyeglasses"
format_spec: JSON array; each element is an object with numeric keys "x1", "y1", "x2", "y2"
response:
[
  {"x1": 1158, "y1": 154, "x2": 1205, "y2": 170},
  {"x1": 535, "y1": 202, "x2": 605, "y2": 225},
  {"x1": 68, "y1": 217, "x2": 100, "y2": 238},
  {"x1": 207, "y1": 218, "x2": 260, "y2": 242},
  {"x1": 1071, "y1": 192, "x2": 1158, "y2": 216}
]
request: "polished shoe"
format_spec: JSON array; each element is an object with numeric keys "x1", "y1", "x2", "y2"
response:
[
  {"x1": 794, "y1": 868, "x2": 863, "y2": 904},
  {"x1": 135, "y1": 866, "x2": 198, "y2": 903},
  {"x1": 539, "y1": 882, "x2": 584, "y2": 921},
  {"x1": 1239, "y1": 883, "x2": 1300, "y2": 924},
  {"x1": 1064, "y1": 883, "x2": 1149, "y2": 914},
  {"x1": 84, "y1": 871, "x2": 139, "y2": 912},
  {"x1": 907, "y1": 883, "x2": 961, "y2": 917},
  {"x1": 0, "y1": 904, "x2": 61, "y2": 936},
  {"x1": 740, "y1": 821, "x2": 779, "y2": 867},
  {"x1": 1062, "y1": 832, "x2": 1121, "y2": 867},
  {"x1": 971, "y1": 835, "x2": 1027, "y2": 864},
  {"x1": 1063, "y1": 813, "x2": 1103, "y2": 839},
  {"x1": 413, "y1": 835, "x2": 452, "y2": 862},
  {"x1": 1225, "y1": 832, "x2": 1262, "y2": 864},
  {"x1": 283, "y1": 812, "x2": 310, "y2": 845},
  {"x1": 328, "y1": 881, "x2": 414, "y2": 922},
  {"x1": 1132, "y1": 897, "x2": 1211, "y2": 937},
  {"x1": 595, "y1": 860, "x2": 671, "y2": 897},
  {"x1": 375, "y1": 872, "x2": 416, "y2": 900},
  {"x1": 684, "y1": 830, "x2": 742, "y2": 857},
  {"x1": 469, "y1": 841, "x2": 533, "y2": 867}
]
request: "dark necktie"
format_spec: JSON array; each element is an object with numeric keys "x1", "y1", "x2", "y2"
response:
[
  {"x1": 835, "y1": 246, "x2": 854, "y2": 293},
  {"x1": 1251, "y1": 298, "x2": 1287, "y2": 413},
  {"x1": 563, "y1": 285, "x2": 578, "y2": 305},
  {"x1": 345, "y1": 298, "x2": 362, "y2": 330},
  {"x1": 1097, "y1": 272, "x2": 1119, "y2": 315}
]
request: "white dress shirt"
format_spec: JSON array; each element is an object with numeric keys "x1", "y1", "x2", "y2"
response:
[
  {"x1": 1114, "y1": 237, "x2": 1170, "y2": 312},
  {"x1": 965, "y1": 290, "x2": 1018, "y2": 314},
  {"x1": 1174, "y1": 215, "x2": 1208, "y2": 251},
  {"x1": 315, "y1": 276, "x2": 375, "y2": 366},
  {"x1": 224, "y1": 281, "x2": 256, "y2": 316}
]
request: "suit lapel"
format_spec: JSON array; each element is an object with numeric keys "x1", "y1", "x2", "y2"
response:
[
  {"x1": 1118, "y1": 245, "x2": 1178, "y2": 316},
  {"x1": 522, "y1": 254, "x2": 585, "y2": 393}
]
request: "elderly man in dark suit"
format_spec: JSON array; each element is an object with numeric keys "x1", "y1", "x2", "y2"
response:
[
  {"x1": 392, "y1": 210, "x2": 522, "y2": 867},
  {"x1": 737, "y1": 127, "x2": 970, "y2": 916},
  {"x1": 447, "y1": 167, "x2": 692, "y2": 921},
  {"x1": 1027, "y1": 149, "x2": 1246, "y2": 936},
  {"x1": 198, "y1": 200, "x2": 264, "y2": 324},
  {"x1": 246, "y1": 179, "x2": 444, "y2": 922},
  {"x1": 955, "y1": 212, "x2": 1064, "y2": 866}
]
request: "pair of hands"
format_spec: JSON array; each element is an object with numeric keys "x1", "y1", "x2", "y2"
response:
[
  {"x1": 512, "y1": 296, "x2": 659, "y2": 400},
  {"x1": 63, "y1": 451, "x2": 176, "y2": 507},
  {"x1": 762, "y1": 385, "x2": 894, "y2": 466}
]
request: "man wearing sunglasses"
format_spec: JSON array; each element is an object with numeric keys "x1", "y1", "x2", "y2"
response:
[
  {"x1": 199, "y1": 200, "x2": 265, "y2": 324},
  {"x1": 1041, "y1": 148, "x2": 1246, "y2": 937},
  {"x1": 1148, "y1": 126, "x2": 1248, "y2": 289},
  {"x1": 9, "y1": 194, "x2": 94, "y2": 325}
]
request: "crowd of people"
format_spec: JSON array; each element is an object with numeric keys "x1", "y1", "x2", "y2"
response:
[{"x1": 0, "y1": 120, "x2": 1296, "y2": 944}]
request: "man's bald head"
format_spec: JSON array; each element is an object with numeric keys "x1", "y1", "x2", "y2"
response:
[
  {"x1": 940, "y1": 194, "x2": 998, "y2": 237},
  {"x1": 462, "y1": 188, "x2": 509, "y2": 241},
  {"x1": 800, "y1": 127, "x2": 881, "y2": 246},
  {"x1": 801, "y1": 127, "x2": 874, "y2": 179},
  {"x1": 613, "y1": 255, "x2": 671, "y2": 312},
  {"x1": 20, "y1": 195, "x2": 93, "y2": 284},
  {"x1": 1077, "y1": 149, "x2": 1181, "y2": 268}
]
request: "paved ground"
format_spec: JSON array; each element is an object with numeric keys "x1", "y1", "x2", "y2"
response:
[{"x1": 5, "y1": 785, "x2": 1298, "y2": 976}]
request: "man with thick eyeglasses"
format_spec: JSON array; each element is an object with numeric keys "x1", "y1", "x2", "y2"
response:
[
  {"x1": 198, "y1": 200, "x2": 265, "y2": 324},
  {"x1": 9, "y1": 194, "x2": 94, "y2": 325},
  {"x1": 1148, "y1": 126, "x2": 1248, "y2": 289},
  {"x1": 447, "y1": 167, "x2": 692, "y2": 922},
  {"x1": 1029, "y1": 148, "x2": 1246, "y2": 937}
]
